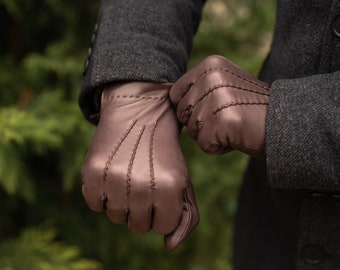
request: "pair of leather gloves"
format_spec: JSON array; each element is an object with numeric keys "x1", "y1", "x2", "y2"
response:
[{"x1": 81, "y1": 55, "x2": 270, "y2": 251}]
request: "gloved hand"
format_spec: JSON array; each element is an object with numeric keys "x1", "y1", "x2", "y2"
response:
[
  {"x1": 170, "y1": 55, "x2": 270, "y2": 158},
  {"x1": 81, "y1": 82, "x2": 199, "y2": 251}
]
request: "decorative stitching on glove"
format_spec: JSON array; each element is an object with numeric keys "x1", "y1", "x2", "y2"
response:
[
  {"x1": 182, "y1": 67, "x2": 270, "y2": 99},
  {"x1": 181, "y1": 84, "x2": 269, "y2": 124},
  {"x1": 106, "y1": 95, "x2": 167, "y2": 101},
  {"x1": 127, "y1": 125, "x2": 146, "y2": 197},
  {"x1": 213, "y1": 102, "x2": 269, "y2": 115},
  {"x1": 192, "y1": 120, "x2": 204, "y2": 138},
  {"x1": 197, "y1": 83, "x2": 270, "y2": 104},
  {"x1": 103, "y1": 119, "x2": 137, "y2": 182},
  {"x1": 200, "y1": 67, "x2": 270, "y2": 90},
  {"x1": 149, "y1": 123, "x2": 157, "y2": 191}
]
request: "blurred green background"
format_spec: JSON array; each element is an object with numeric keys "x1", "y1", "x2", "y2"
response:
[{"x1": 0, "y1": 0, "x2": 275, "y2": 269}]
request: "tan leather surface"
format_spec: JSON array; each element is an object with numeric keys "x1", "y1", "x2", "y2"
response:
[
  {"x1": 81, "y1": 82, "x2": 199, "y2": 251},
  {"x1": 170, "y1": 55, "x2": 270, "y2": 158}
]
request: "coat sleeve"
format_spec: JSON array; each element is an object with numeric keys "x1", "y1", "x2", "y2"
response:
[
  {"x1": 79, "y1": 0, "x2": 205, "y2": 124},
  {"x1": 266, "y1": 71, "x2": 340, "y2": 192}
]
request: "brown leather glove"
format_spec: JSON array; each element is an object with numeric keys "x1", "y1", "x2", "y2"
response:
[
  {"x1": 170, "y1": 55, "x2": 270, "y2": 158},
  {"x1": 81, "y1": 82, "x2": 199, "y2": 251}
]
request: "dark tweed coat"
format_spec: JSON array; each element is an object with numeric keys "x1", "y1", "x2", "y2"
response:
[{"x1": 79, "y1": 0, "x2": 340, "y2": 269}]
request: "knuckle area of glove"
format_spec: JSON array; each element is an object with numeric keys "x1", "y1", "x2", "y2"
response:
[
  {"x1": 152, "y1": 210, "x2": 182, "y2": 235},
  {"x1": 210, "y1": 107, "x2": 244, "y2": 143},
  {"x1": 201, "y1": 55, "x2": 227, "y2": 67},
  {"x1": 198, "y1": 136, "x2": 231, "y2": 154},
  {"x1": 155, "y1": 173, "x2": 187, "y2": 191},
  {"x1": 81, "y1": 183, "x2": 105, "y2": 211},
  {"x1": 218, "y1": 108, "x2": 242, "y2": 127},
  {"x1": 81, "y1": 157, "x2": 106, "y2": 188},
  {"x1": 153, "y1": 224, "x2": 177, "y2": 235},
  {"x1": 197, "y1": 114, "x2": 237, "y2": 153}
]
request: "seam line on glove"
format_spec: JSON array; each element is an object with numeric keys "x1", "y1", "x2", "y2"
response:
[
  {"x1": 173, "y1": 193, "x2": 193, "y2": 250},
  {"x1": 200, "y1": 67, "x2": 270, "y2": 90},
  {"x1": 127, "y1": 125, "x2": 146, "y2": 197},
  {"x1": 213, "y1": 102, "x2": 269, "y2": 115},
  {"x1": 106, "y1": 95, "x2": 167, "y2": 101},
  {"x1": 197, "y1": 83, "x2": 270, "y2": 104},
  {"x1": 181, "y1": 67, "x2": 270, "y2": 99},
  {"x1": 103, "y1": 119, "x2": 137, "y2": 182},
  {"x1": 149, "y1": 123, "x2": 157, "y2": 191}
]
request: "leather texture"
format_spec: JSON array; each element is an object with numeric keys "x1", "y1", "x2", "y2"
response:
[
  {"x1": 81, "y1": 82, "x2": 199, "y2": 251},
  {"x1": 170, "y1": 55, "x2": 270, "y2": 158}
]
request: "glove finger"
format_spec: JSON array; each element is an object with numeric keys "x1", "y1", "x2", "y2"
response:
[
  {"x1": 102, "y1": 126, "x2": 131, "y2": 224},
  {"x1": 174, "y1": 62, "x2": 242, "y2": 126},
  {"x1": 103, "y1": 122, "x2": 149, "y2": 224},
  {"x1": 170, "y1": 55, "x2": 231, "y2": 106},
  {"x1": 81, "y1": 116, "x2": 138, "y2": 212},
  {"x1": 104, "y1": 155, "x2": 132, "y2": 225},
  {"x1": 106, "y1": 207, "x2": 128, "y2": 224},
  {"x1": 185, "y1": 92, "x2": 216, "y2": 140},
  {"x1": 127, "y1": 204, "x2": 153, "y2": 234},
  {"x1": 81, "y1": 182, "x2": 106, "y2": 212},
  {"x1": 169, "y1": 55, "x2": 218, "y2": 106},
  {"x1": 126, "y1": 133, "x2": 155, "y2": 234},
  {"x1": 150, "y1": 110, "x2": 187, "y2": 234},
  {"x1": 175, "y1": 66, "x2": 238, "y2": 124},
  {"x1": 164, "y1": 180, "x2": 200, "y2": 251},
  {"x1": 103, "y1": 180, "x2": 129, "y2": 225},
  {"x1": 172, "y1": 82, "x2": 199, "y2": 125},
  {"x1": 152, "y1": 186, "x2": 184, "y2": 235},
  {"x1": 196, "y1": 115, "x2": 232, "y2": 154},
  {"x1": 185, "y1": 83, "x2": 235, "y2": 140},
  {"x1": 81, "y1": 156, "x2": 107, "y2": 212},
  {"x1": 169, "y1": 75, "x2": 197, "y2": 108}
]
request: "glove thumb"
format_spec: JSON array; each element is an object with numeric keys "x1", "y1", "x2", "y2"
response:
[{"x1": 164, "y1": 180, "x2": 199, "y2": 251}]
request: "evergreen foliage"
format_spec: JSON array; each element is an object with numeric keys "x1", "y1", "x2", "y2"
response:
[
  {"x1": 0, "y1": 227, "x2": 101, "y2": 270},
  {"x1": 0, "y1": 0, "x2": 275, "y2": 269}
]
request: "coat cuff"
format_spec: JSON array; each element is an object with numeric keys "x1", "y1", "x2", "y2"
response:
[
  {"x1": 78, "y1": 0, "x2": 205, "y2": 124},
  {"x1": 265, "y1": 72, "x2": 340, "y2": 192}
]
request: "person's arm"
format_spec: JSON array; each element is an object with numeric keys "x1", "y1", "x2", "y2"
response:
[
  {"x1": 170, "y1": 56, "x2": 339, "y2": 192},
  {"x1": 79, "y1": 0, "x2": 206, "y2": 251},
  {"x1": 79, "y1": 0, "x2": 205, "y2": 124},
  {"x1": 266, "y1": 71, "x2": 340, "y2": 192}
]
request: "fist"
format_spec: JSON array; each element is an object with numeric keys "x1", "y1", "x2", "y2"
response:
[
  {"x1": 170, "y1": 55, "x2": 270, "y2": 158},
  {"x1": 81, "y1": 82, "x2": 199, "y2": 250}
]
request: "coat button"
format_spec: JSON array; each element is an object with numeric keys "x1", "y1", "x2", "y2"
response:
[
  {"x1": 91, "y1": 33, "x2": 96, "y2": 43},
  {"x1": 301, "y1": 244, "x2": 326, "y2": 264},
  {"x1": 333, "y1": 15, "x2": 340, "y2": 37},
  {"x1": 82, "y1": 58, "x2": 89, "y2": 75}
]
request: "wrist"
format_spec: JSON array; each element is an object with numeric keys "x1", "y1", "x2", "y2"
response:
[{"x1": 103, "y1": 81, "x2": 172, "y2": 96}]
